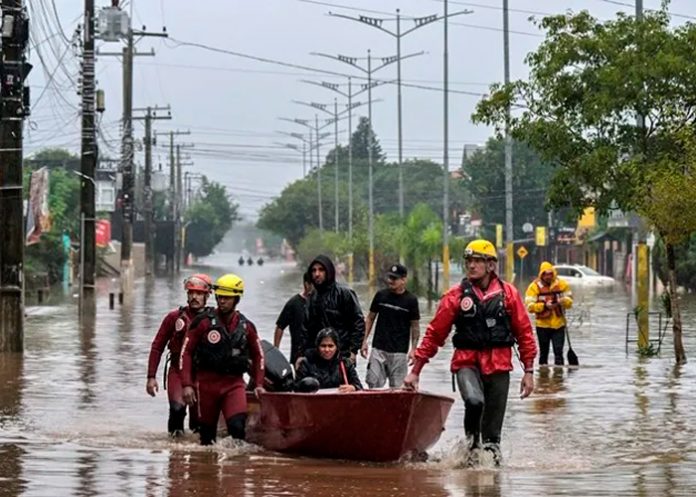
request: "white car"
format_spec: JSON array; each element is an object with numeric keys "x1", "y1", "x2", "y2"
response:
[{"x1": 553, "y1": 264, "x2": 616, "y2": 287}]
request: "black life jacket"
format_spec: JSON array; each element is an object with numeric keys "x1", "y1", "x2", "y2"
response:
[
  {"x1": 452, "y1": 279, "x2": 515, "y2": 350},
  {"x1": 191, "y1": 309, "x2": 250, "y2": 376}
]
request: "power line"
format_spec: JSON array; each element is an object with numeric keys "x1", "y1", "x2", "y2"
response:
[{"x1": 164, "y1": 37, "x2": 485, "y2": 96}]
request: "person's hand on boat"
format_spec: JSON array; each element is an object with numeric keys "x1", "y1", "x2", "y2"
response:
[
  {"x1": 254, "y1": 386, "x2": 266, "y2": 399},
  {"x1": 519, "y1": 372, "x2": 534, "y2": 399},
  {"x1": 182, "y1": 386, "x2": 197, "y2": 405},
  {"x1": 402, "y1": 372, "x2": 419, "y2": 391},
  {"x1": 360, "y1": 342, "x2": 369, "y2": 359},
  {"x1": 338, "y1": 384, "x2": 357, "y2": 393},
  {"x1": 146, "y1": 378, "x2": 159, "y2": 397}
]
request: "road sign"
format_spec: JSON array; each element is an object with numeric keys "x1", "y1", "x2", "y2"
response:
[
  {"x1": 517, "y1": 246, "x2": 528, "y2": 259},
  {"x1": 522, "y1": 222, "x2": 533, "y2": 234}
]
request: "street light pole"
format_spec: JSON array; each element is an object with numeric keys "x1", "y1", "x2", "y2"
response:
[
  {"x1": 310, "y1": 49, "x2": 424, "y2": 288},
  {"x1": 328, "y1": 7, "x2": 472, "y2": 219},
  {"x1": 279, "y1": 117, "x2": 335, "y2": 231},
  {"x1": 334, "y1": 98, "x2": 339, "y2": 233},
  {"x1": 443, "y1": 0, "x2": 451, "y2": 292},
  {"x1": 315, "y1": 114, "x2": 323, "y2": 231},
  {"x1": 503, "y1": 0, "x2": 514, "y2": 283}
]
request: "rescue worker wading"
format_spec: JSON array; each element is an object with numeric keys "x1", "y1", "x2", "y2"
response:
[
  {"x1": 403, "y1": 239, "x2": 537, "y2": 467},
  {"x1": 525, "y1": 261, "x2": 573, "y2": 366},
  {"x1": 180, "y1": 274, "x2": 265, "y2": 445},
  {"x1": 146, "y1": 273, "x2": 212, "y2": 437}
]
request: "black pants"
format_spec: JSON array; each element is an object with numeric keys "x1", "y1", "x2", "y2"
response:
[
  {"x1": 455, "y1": 368, "x2": 510, "y2": 446},
  {"x1": 537, "y1": 327, "x2": 565, "y2": 365}
]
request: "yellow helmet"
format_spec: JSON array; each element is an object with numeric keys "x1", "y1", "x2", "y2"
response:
[
  {"x1": 464, "y1": 239, "x2": 497, "y2": 261},
  {"x1": 214, "y1": 273, "x2": 244, "y2": 297}
]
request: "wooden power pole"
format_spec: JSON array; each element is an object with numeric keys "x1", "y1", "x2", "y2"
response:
[{"x1": 0, "y1": 0, "x2": 30, "y2": 352}]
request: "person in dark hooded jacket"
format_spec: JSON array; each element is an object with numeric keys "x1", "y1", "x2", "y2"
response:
[
  {"x1": 295, "y1": 328, "x2": 363, "y2": 392},
  {"x1": 302, "y1": 255, "x2": 365, "y2": 363}
]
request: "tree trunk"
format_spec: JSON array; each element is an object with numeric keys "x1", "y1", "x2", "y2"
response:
[{"x1": 666, "y1": 242, "x2": 687, "y2": 364}]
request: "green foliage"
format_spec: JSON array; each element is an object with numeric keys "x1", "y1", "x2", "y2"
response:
[
  {"x1": 653, "y1": 234, "x2": 696, "y2": 292},
  {"x1": 295, "y1": 229, "x2": 351, "y2": 269},
  {"x1": 473, "y1": 6, "x2": 695, "y2": 362},
  {"x1": 473, "y1": 8, "x2": 696, "y2": 221},
  {"x1": 462, "y1": 138, "x2": 554, "y2": 237},
  {"x1": 259, "y1": 120, "x2": 466, "y2": 251},
  {"x1": 184, "y1": 179, "x2": 240, "y2": 258},
  {"x1": 637, "y1": 342, "x2": 659, "y2": 358}
]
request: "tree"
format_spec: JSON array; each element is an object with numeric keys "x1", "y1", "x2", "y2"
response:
[
  {"x1": 184, "y1": 179, "x2": 240, "y2": 258},
  {"x1": 473, "y1": 8, "x2": 696, "y2": 364},
  {"x1": 462, "y1": 138, "x2": 554, "y2": 238}
]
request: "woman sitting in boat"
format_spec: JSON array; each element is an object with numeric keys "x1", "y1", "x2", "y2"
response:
[{"x1": 295, "y1": 328, "x2": 363, "y2": 393}]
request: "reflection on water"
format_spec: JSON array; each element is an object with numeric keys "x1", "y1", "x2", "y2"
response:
[{"x1": 1, "y1": 254, "x2": 696, "y2": 496}]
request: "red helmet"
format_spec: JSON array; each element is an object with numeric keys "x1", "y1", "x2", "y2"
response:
[{"x1": 183, "y1": 273, "x2": 212, "y2": 293}]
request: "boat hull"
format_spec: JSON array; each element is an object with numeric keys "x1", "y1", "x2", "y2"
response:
[{"x1": 245, "y1": 390, "x2": 453, "y2": 462}]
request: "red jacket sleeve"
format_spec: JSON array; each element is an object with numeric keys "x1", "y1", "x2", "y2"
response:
[
  {"x1": 147, "y1": 310, "x2": 177, "y2": 378},
  {"x1": 504, "y1": 282, "x2": 537, "y2": 370},
  {"x1": 180, "y1": 318, "x2": 207, "y2": 387},
  {"x1": 411, "y1": 286, "x2": 461, "y2": 375},
  {"x1": 245, "y1": 321, "x2": 265, "y2": 388}
]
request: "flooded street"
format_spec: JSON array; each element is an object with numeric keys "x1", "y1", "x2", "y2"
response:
[{"x1": 2, "y1": 253, "x2": 696, "y2": 496}]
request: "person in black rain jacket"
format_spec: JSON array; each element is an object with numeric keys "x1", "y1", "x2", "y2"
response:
[{"x1": 301, "y1": 255, "x2": 365, "y2": 363}]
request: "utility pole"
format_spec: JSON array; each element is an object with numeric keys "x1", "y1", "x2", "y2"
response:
[
  {"x1": 293, "y1": 99, "x2": 365, "y2": 235},
  {"x1": 176, "y1": 143, "x2": 195, "y2": 271},
  {"x1": 273, "y1": 139, "x2": 307, "y2": 176},
  {"x1": 315, "y1": 114, "x2": 324, "y2": 232},
  {"x1": 333, "y1": 98, "x2": 339, "y2": 233},
  {"x1": 133, "y1": 105, "x2": 171, "y2": 276},
  {"x1": 275, "y1": 130, "x2": 311, "y2": 176},
  {"x1": 0, "y1": 0, "x2": 29, "y2": 352},
  {"x1": 97, "y1": 5, "x2": 167, "y2": 293},
  {"x1": 503, "y1": 0, "x2": 514, "y2": 283},
  {"x1": 278, "y1": 117, "x2": 333, "y2": 231},
  {"x1": 80, "y1": 0, "x2": 97, "y2": 312},
  {"x1": 154, "y1": 129, "x2": 190, "y2": 273},
  {"x1": 442, "y1": 0, "x2": 451, "y2": 292},
  {"x1": 329, "y1": 7, "x2": 472, "y2": 218},
  {"x1": 121, "y1": 29, "x2": 134, "y2": 290},
  {"x1": 311, "y1": 49, "x2": 423, "y2": 287}
]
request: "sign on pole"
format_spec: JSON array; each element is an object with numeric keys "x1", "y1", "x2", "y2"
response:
[
  {"x1": 535, "y1": 226, "x2": 547, "y2": 246},
  {"x1": 517, "y1": 246, "x2": 528, "y2": 259}
]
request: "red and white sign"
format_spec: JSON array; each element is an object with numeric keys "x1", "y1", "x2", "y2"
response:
[{"x1": 95, "y1": 219, "x2": 111, "y2": 248}]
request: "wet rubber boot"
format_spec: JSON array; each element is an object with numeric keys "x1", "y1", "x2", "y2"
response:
[
  {"x1": 168, "y1": 404, "x2": 186, "y2": 437},
  {"x1": 188, "y1": 404, "x2": 200, "y2": 433},
  {"x1": 482, "y1": 442, "x2": 502, "y2": 467},
  {"x1": 199, "y1": 423, "x2": 217, "y2": 446},
  {"x1": 464, "y1": 434, "x2": 481, "y2": 468},
  {"x1": 226, "y1": 413, "x2": 247, "y2": 441}
]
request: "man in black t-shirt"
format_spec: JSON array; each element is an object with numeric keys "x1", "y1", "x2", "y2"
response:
[
  {"x1": 360, "y1": 263, "x2": 421, "y2": 388},
  {"x1": 274, "y1": 271, "x2": 313, "y2": 364}
]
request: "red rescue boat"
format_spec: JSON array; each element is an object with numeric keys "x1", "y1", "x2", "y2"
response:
[{"x1": 245, "y1": 389, "x2": 454, "y2": 462}]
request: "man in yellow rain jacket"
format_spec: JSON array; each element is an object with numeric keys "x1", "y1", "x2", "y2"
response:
[{"x1": 525, "y1": 262, "x2": 573, "y2": 366}]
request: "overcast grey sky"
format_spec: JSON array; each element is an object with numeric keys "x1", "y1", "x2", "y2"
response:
[{"x1": 27, "y1": 0, "x2": 696, "y2": 220}]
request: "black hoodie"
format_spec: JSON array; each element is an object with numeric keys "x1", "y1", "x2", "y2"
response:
[{"x1": 302, "y1": 255, "x2": 365, "y2": 356}]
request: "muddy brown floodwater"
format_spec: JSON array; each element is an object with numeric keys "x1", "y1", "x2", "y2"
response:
[{"x1": 1, "y1": 253, "x2": 695, "y2": 496}]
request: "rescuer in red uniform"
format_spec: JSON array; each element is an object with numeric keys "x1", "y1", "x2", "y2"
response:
[
  {"x1": 146, "y1": 273, "x2": 213, "y2": 437},
  {"x1": 180, "y1": 273, "x2": 265, "y2": 445},
  {"x1": 403, "y1": 240, "x2": 537, "y2": 467}
]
